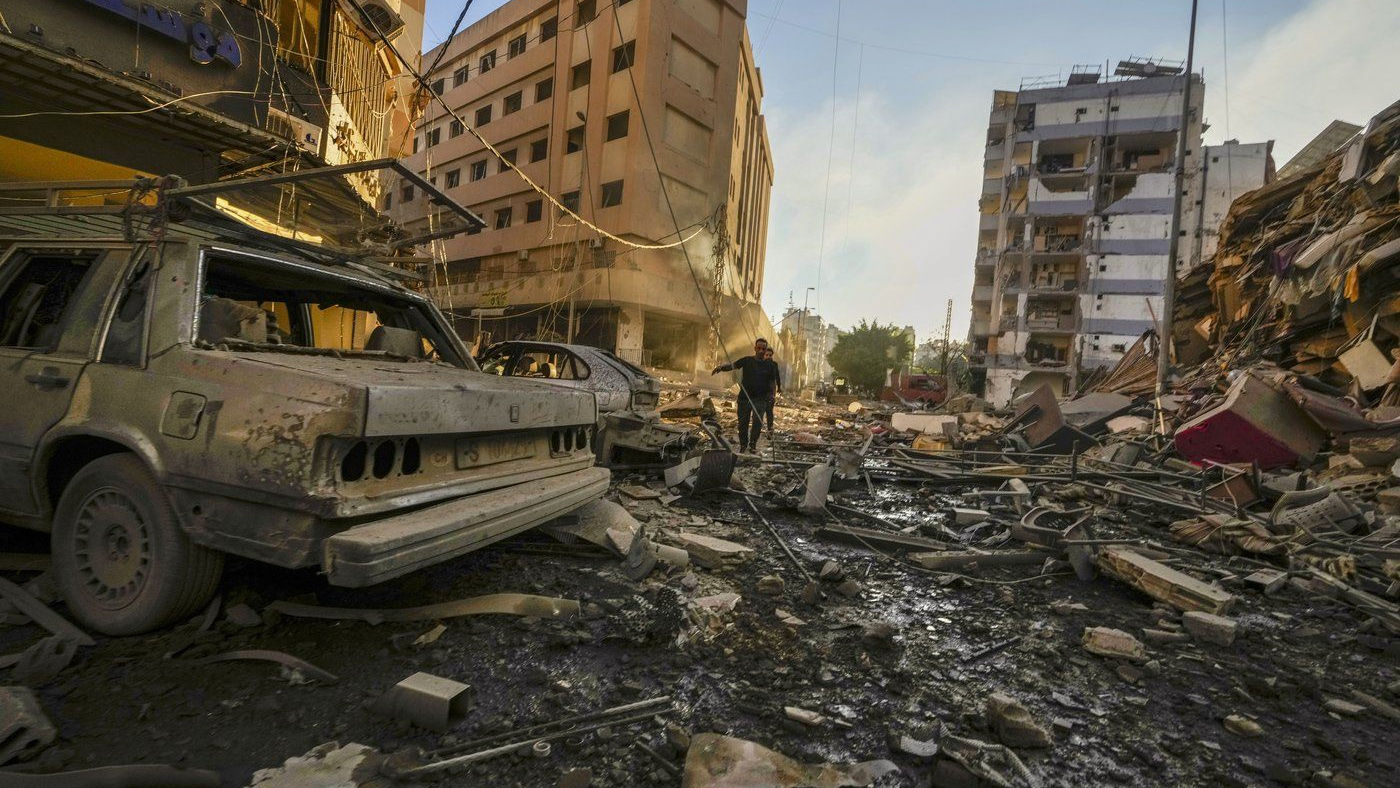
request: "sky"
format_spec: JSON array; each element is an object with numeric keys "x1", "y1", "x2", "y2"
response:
[{"x1": 422, "y1": 0, "x2": 1400, "y2": 341}]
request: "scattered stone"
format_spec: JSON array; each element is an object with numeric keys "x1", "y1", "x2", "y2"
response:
[
  {"x1": 1323, "y1": 699, "x2": 1365, "y2": 717},
  {"x1": 619, "y1": 484, "x2": 663, "y2": 501},
  {"x1": 818, "y1": 561, "x2": 844, "y2": 582},
  {"x1": 861, "y1": 621, "x2": 899, "y2": 651},
  {"x1": 950, "y1": 507, "x2": 991, "y2": 525},
  {"x1": 558, "y1": 767, "x2": 593, "y2": 788},
  {"x1": 891, "y1": 733, "x2": 939, "y2": 759},
  {"x1": 985, "y1": 692, "x2": 1052, "y2": 749},
  {"x1": 755, "y1": 575, "x2": 785, "y2": 596},
  {"x1": 833, "y1": 579, "x2": 862, "y2": 598},
  {"x1": 1051, "y1": 600, "x2": 1089, "y2": 615},
  {"x1": 225, "y1": 603, "x2": 263, "y2": 628},
  {"x1": 672, "y1": 533, "x2": 754, "y2": 569},
  {"x1": 1224, "y1": 715, "x2": 1262, "y2": 737},
  {"x1": 775, "y1": 609, "x2": 805, "y2": 627},
  {"x1": 1082, "y1": 627, "x2": 1147, "y2": 660},
  {"x1": 0, "y1": 686, "x2": 56, "y2": 765},
  {"x1": 1243, "y1": 569, "x2": 1288, "y2": 594},
  {"x1": 784, "y1": 706, "x2": 826, "y2": 726},
  {"x1": 1182, "y1": 611, "x2": 1238, "y2": 646},
  {"x1": 691, "y1": 593, "x2": 741, "y2": 612},
  {"x1": 1141, "y1": 628, "x2": 1190, "y2": 645},
  {"x1": 248, "y1": 742, "x2": 382, "y2": 787}
]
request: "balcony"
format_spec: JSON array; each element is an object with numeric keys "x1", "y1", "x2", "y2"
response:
[
  {"x1": 979, "y1": 214, "x2": 1002, "y2": 230},
  {"x1": 985, "y1": 141, "x2": 1006, "y2": 161},
  {"x1": 981, "y1": 177, "x2": 1004, "y2": 195},
  {"x1": 1031, "y1": 235, "x2": 1083, "y2": 255},
  {"x1": 1025, "y1": 316, "x2": 1077, "y2": 332},
  {"x1": 975, "y1": 248, "x2": 997, "y2": 267},
  {"x1": 970, "y1": 319, "x2": 992, "y2": 336},
  {"x1": 998, "y1": 316, "x2": 1019, "y2": 333},
  {"x1": 971, "y1": 285, "x2": 993, "y2": 302}
]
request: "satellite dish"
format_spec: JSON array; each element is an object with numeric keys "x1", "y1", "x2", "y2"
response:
[{"x1": 1142, "y1": 62, "x2": 1158, "y2": 75}]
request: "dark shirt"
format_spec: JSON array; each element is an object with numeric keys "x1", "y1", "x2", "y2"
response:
[{"x1": 727, "y1": 355, "x2": 780, "y2": 399}]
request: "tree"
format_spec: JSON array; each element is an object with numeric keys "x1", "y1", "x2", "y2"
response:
[
  {"x1": 914, "y1": 338, "x2": 973, "y2": 392},
  {"x1": 826, "y1": 320, "x2": 913, "y2": 395}
]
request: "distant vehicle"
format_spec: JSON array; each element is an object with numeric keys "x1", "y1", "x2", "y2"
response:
[
  {"x1": 0, "y1": 176, "x2": 607, "y2": 635},
  {"x1": 477, "y1": 341, "x2": 695, "y2": 466},
  {"x1": 477, "y1": 341, "x2": 660, "y2": 413},
  {"x1": 882, "y1": 370, "x2": 948, "y2": 406}
]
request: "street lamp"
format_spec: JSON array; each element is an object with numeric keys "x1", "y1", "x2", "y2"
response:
[{"x1": 799, "y1": 286, "x2": 815, "y2": 389}]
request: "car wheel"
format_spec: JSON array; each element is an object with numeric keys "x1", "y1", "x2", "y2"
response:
[{"x1": 51, "y1": 454, "x2": 223, "y2": 636}]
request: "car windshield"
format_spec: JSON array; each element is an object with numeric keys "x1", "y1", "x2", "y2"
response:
[{"x1": 197, "y1": 252, "x2": 473, "y2": 368}]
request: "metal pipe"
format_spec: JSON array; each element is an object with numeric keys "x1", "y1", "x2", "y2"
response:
[{"x1": 429, "y1": 696, "x2": 672, "y2": 757}]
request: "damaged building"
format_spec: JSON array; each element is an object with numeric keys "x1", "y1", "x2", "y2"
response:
[
  {"x1": 967, "y1": 58, "x2": 1274, "y2": 407},
  {"x1": 388, "y1": 0, "x2": 775, "y2": 378}
]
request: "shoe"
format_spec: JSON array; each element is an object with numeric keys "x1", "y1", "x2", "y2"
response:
[{"x1": 739, "y1": 445, "x2": 750, "y2": 454}]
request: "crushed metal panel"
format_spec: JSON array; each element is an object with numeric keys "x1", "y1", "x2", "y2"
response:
[{"x1": 1174, "y1": 373, "x2": 1325, "y2": 469}]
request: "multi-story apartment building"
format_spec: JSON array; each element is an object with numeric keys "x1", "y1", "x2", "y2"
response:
[
  {"x1": 388, "y1": 0, "x2": 774, "y2": 376},
  {"x1": 776, "y1": 308, "x2": 838, "y2": 390},
  {"x1": 968, "y1": 60, "x2": 1208, "y2": 406},
  {"x1": 0, "y1": 1, "x2": 424, "y2": 207},
  {"x1": 1195, "y1": 140, "x2": 1276, "y2": 264}
]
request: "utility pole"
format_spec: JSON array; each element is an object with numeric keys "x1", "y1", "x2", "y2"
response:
[
  {"x1": 940, "y1": 298, "x2": 953, "y2": 374},
  {"x1": 798, "y1": 286, "x2": 814, "y2": 389},
  {"x1": 1158, "y1": 0, "x2": 1199, "y2": 396}
]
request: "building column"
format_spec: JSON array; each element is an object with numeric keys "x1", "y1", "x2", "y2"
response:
[{"x1": 616, "y1": 304, "x2": 645, "y2": 365}]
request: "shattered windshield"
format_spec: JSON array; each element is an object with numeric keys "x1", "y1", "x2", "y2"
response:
[{"x1": 197, "y1": 252, "x2": 472, "y2": 368}]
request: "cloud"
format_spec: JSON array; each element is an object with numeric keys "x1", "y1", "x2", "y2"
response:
[
  {"x1": 762, "y1": 82, "x2": 990, "y2": 340},
  {"x1": 1203, "y1": 0, "x2": 1400, "y2": 160}
]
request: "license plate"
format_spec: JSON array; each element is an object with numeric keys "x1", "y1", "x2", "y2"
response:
[{"x1": 455, "y1": 436, "x2": 537, "y2": 469}]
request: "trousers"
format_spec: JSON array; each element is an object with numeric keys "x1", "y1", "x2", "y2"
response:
[{"x1": 736, "y1": 394, "x2": 772, "y2": 450}]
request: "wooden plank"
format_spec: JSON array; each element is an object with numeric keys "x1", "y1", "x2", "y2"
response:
[
  {"x1": 0, "y1": 577, "x2": 94, "y2": 646},
  {"x1": 1097, "y1": 547, "x2": 1235, "y2": 614},
  {"x1": 909, "y1": 549, "x2": 1054, "y2": 571},
  {"x1": 814, "y1": 524, "x2": 951, "y2": 553}
]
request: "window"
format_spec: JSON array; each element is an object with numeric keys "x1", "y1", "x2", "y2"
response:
[
  {"x1": 453, "y1": 66, "x2": 469, "y2": 87},
  {"x1": 476, "y1": 105, "x2": 492, "y2": 126},
  {"x1": 495, "y1": 207, "x2": 513, "y2": 229},
  {"x1": 618, "y1": 0, "x2": 633, "y2": 4},
  {"x1": 500, "y1": 149, "x2": 518, "y2": 171},
  {"x1": 508, "y1": 34, "x2": 527, "y2": 58},
  {"x1": 449, "y1": 119, "x2": 464, "y2": 138},
  {"x1": 540, "y1": 17, "x2": 557, "y2": 41},
  {"x1": 605, "y1": 110, "x2": 629, "y2": 141},
  {"x1": 431, "y1": 78, "x2": 446, "y2": 95},
  {"x1": 103, "y1": 256, "x2": 151, "y2": 366},
  {"x1": 0, "y1": 252, "x2": 101, "y2": 349},
  {"x1": 530, "y1": 139, "x2": 549, "y2": 162},
  {"x1": 426, "y1": 127, "x2": 441, "y2": 147},
  {"x1": 566, "y1": 126, "x2": 585, "y2": 153},
  {"x1": 470, "y1": 160, "x2": 488, "y2": 181},
  {"x1": 503, "y1": 91, "x2": 523, "y2": 115},
  {"x1": 479, "y1": 50, "x2": 496, "y2": 73},
  {"x1": 561, "y1": 190, "x2": 581, "y2": 212},
  {"x1": 576, "y1": 0, "x2": 596, "y2": 25},
  {"x1": 600, "y1": 180, "x2": 624, "y2": 207},
  {"x1": 526, "y1": 199, "x2": 543, "y2": 222},
  {"x1": 571, "y1": 61, "x2": 591, "y2": 90},
  {"x1": 272, "y1": 0, "x2": 324, "y2": 72},
  {"x1": 401, "y1": 184, "x2": 415, "y2": 202},
  {"x1": 445, "y1": 169, "x2": 461, "y2": 188},
  {"x1": 535, "y1": 77, "x2": 554, "y2": 102},
  {"x1": 611, "y1": 41, "x2": 635, "y2": 73},
  {"x1": 413, "y1": 136, "x2": 419, "y2": 154},
  {"x1": 383, "y1": 192, "x2": 392, "y2": 210}
]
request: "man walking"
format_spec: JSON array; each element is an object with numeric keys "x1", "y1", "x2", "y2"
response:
[{"x1": 712, "y1": 337, "x2": 780, "y2": 454}]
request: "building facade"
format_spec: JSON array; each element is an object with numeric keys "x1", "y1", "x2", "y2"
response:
[
  {"x1": 776, "y1": 308, "x2": 837, "y2": 391},
  {"x1": 1194, "y1": 140, "x2": 1276, "y2": 264},
  {"x1": 967, "y1": 62, "x2": 1208, "y2": 406},
  {"x1": 388, "y1": 0, "x2": 774, "y2": 376},
  {"x1": 0, "y1": 0, "x2": 424, "y2": 204}
]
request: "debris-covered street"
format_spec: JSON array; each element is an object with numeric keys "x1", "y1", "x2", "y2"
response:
[{"x1": 3, "y1": 383, "x2": 1398, "y2": 787}]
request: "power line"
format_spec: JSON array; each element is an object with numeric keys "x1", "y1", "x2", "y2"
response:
[
  {"x1": 813, "y1": 0, "x2": 842, "y2": 322},
  {"x1": 746, "y1": 11, "x2": 1063, "y2": 67}
]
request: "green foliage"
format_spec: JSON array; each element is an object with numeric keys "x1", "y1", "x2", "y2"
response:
[{"x1": 826, "y1": 320, "x2": 913, "y2": 394}]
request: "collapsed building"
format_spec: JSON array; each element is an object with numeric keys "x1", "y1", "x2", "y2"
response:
[
  {"x1": 389, "y1": 0, "x2": 776, "y2": 378},
  {"x1": 967, "y1": 57, "x2": 1275, "y2": 407}
]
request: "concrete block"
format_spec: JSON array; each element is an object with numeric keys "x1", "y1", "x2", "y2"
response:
[
  {"x1": 0, "y1": 686, "x2": 55, "y2": 765},
  {"x1": 1182, "y1": 611, "x2": 1238, "y2": 646},
  {"x1": 372, "y1": 672, "x2": 474, "y2": 732},
  {"x1": 1081, "y1": 627, "x2": 1146, "y2": 660},
  {"x1": 673, "y1": 533, "x2": 753, "y2": 569}
]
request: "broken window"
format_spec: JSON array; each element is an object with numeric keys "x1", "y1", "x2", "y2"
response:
[
  {"x1": 431, "y1": 78, "x2": 446, "y2": 95},
  {"x1": 401, "y1": 183, "x2": 415, "y2": 202},
  {"x1": 503, "y1": 91, "x2": 523, "y2": 115},
  {"x1": 526, "y1": 199, "x2": 543, "y2": 223},
  {"x1": 566, "y1": 126, "x2": 585, "y2": 154},
  {"x1": 0, "y1": 251, "x2": 101, "y2": 350},
  {"x1": 449, "y1": 119, "x2": 464, "y2": 138},
  {"x1": 426, "y1": 127, "x2": 441, "y2": 147},
  {"x1": 606, "y1": 110, "x2": 629, "y2": 141},
  {"x1": 479, "y1": 50, "x2": 496, "y2": 73},
  {"x1": 600, "y1": 180, "x2": 624, "y2": 208},
  {"x1": 540, "y1": 17, "x2": 558, "y2": 41},
  {"x1": 476, "y1": 105, "x2": 493, "y2": 127},
  {"x1": 453, "y1": 66, "x2": 469, "y2": 87},
  {"x1": 445, "y1": 169, "x2": 461, "y2": 188},
  {"x1": 499, "y1": 149, "x2": 518, "y2": 172},
  {"x1": 571, "y1": 61, "x2": 591, "y2": 90},
  {"x1": 197, "y1": 254, "x2": 463, "y2": 365},
  {"x1": 576, "y1": 0, "x2": 596, "y2": 25},
  {"x1": 536, "y1": 77, "x2": 554, "y2": 102},
  {"x1": 495, "y1": 208, "x2": 513, "y2": 229},
  {"x1": 530, "y1": 139, "x2": 549, "y2": 162},
  {"x1": 470, "y1": 160, "x2": 488, "y2": 181},
  {"x1": 612, "y1": 41, "x2": 635, "y2": 73},
  {"x1": 508, "y1": 34, "x2": 527, "y2": 59},
  {"x1": 561, "y1": 190, "x2": 581, "y2": 213}
]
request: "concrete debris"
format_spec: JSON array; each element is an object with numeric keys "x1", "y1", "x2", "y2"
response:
[
  {"x1": 680, "y1": 733, "x2": 898, "y2": 788},
  {"x1": 985, "y1": 692, "x2": 1053, "y2": 749},
  {"x1": 1096, "y1": 547, "x2": 1235, "y2": 615},
  {"x1": 0, "y1": 686, "x2": 56, "y2": 765},
  {"x1": 783, "y1": 706, "x2": 826, "y2": 726},
  {"x1": 1082, "y1": 627, "x2": 1147, "y2": 661},
  {"x1": 1323, "y1": 698, "x2": 1366, "y2": 717},
  {"x1": 672, "y1": 533, "x2": 754, "y2": 569},
  {"x1": 224, "y1": 603, "x2": 263, "y2": 629},
  {"x1": 1224, "y1": 714, "x2": 1264, "y2": 737},
  {"x1": 12, "y1": 635, "x2": 80, "y2": 686},
  {"x1": 372, "y1": 672, "x2": 474, "y2": 732},
  {"x1": 691, "y1": 593, "x2": 741, "y2": 612},
  {"x1": 1, "y1": 766, "x2": 221, "y2": 787},
  {"x1": 798, "y1": 463, "x2": 835, "y2": 516},
  {"x1": 267, "y1": 593, "x2": 580, "y2": 623},
  {"x1": 248, "y1": 742, "x2": 382, "y2": 788},
  {"x1": 0, "y1": 577, "x2": 95, "y2": 647},
  {"x1": 1181, "y1": 611, "x2": 1239, "y2": 646},
  {"x1": 755, "y1": 575, "x2": 786, "y2": 595}
]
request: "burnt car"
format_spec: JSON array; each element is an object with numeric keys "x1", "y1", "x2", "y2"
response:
[
  {"x1": 0, "y1": 175, "x2": 608, "y2": 635},
  {"x1": 477, "y1": 341, "x2": 697, "y2": 466}
]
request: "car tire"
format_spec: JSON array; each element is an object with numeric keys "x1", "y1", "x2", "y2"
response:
[{"x1": 51, "y1": 454, "x2": 223, "y2": 636}]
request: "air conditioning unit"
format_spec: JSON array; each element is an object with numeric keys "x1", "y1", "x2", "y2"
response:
[
  {"x1": 589, "y1": 239, "x2": 604, "y2": 249},
  {"x1": 517, "y1": 249, "x2": 530, "y2": 261},
  {"x1": 266, "y1": 108, "x2": 321, "y2": 155},
  {"x1": 353, "y1": 0, "x2": 406, "y2": 39}
]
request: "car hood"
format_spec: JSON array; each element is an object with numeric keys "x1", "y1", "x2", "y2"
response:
[{"x1": 230, "y1": 354, "x2": 597, "y2": 436}]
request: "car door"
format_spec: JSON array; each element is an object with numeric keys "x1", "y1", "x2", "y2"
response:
[{"x1": 0, "y1": 246, "x2": 126, "y2": 516}]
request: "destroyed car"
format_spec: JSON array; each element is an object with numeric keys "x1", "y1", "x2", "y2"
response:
[
  {"x1": 477, "y1": 340, "x2": 661, "y2": 413},
  {"x1": 477, "y1": 340, "x2": 698, "y2": 465},
  {"x1": 0, "y1": 178, "x2": 609, "y2": 636}
]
